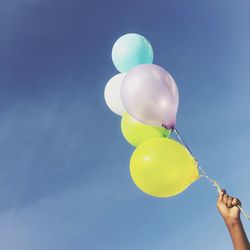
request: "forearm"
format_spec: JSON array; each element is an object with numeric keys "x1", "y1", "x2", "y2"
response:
[{"x1": 225, "y1": 218, "x2": 250, "y2": 250}]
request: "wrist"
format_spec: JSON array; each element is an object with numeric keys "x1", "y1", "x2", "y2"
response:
[{"x1": 224, "y1": 217, "x2": 241, "y2": 228}]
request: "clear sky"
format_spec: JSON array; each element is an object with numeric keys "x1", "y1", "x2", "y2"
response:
[{"x1": 0, "y1": 0, "x2": 249, "y2": 249}]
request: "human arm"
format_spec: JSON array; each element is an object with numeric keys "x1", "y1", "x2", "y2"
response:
[{"x1": 216, "y1": 190, "x2": 249, "y2": 250}]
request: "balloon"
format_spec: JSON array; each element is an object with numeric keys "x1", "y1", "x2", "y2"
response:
[
  {"x1": 112, "y1": 33, "x2": 153, "y2": 72},
  {"x1": 121, "y1": 112, "x2": 170, "y2": 147},
  {"x1": 104, "y1": 73, "x2": 126, "y2": 116},
  {"x1": 130, "y1": 138, "x2": 199, "y2": 198},
  {"x1": 121, "y1": 64, "x2": 179, "y2": 129}
]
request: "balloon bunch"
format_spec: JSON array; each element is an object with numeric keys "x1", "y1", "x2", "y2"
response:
[{"x1": 104, "y1": 33, "x2": 249, "y2": 219}]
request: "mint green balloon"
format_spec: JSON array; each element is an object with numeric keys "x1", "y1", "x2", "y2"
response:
[{"x1": 112, "y1": 33, "x2": 154, "y2": 72}]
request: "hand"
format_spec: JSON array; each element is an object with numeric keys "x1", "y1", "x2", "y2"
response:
[{"x1": 216, "y1": 189, "x2": 241, "y2": 223}]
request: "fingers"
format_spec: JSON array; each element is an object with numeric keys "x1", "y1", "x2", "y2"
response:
[
  {"x1": 232, "y1": 197, "x2": 241, "y2": 207},
  {"x1": 223, "y1": 193, "x2": 229, "y2": 204},
  {"x1": 218, "y1": 189, "x2": 226, "y2": 201},
  {"x1": 220, "y1": 191, "x2": 241, "y2": 208},
  {"x1": 227, "y1": 196, "x2": 233, "y2": 208}
]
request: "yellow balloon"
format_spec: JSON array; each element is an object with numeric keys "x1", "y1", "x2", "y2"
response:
[
  {"x1": 121, "y1": 112, "x2": 170, "y2": 147},
  {"x1": 130, "y1": 137, "x2": 199, "y2": 198}
]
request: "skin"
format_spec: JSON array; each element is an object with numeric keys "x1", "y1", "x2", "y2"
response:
[{"x1": 217, "y1": 189, "x2": 250, "y2": 250}]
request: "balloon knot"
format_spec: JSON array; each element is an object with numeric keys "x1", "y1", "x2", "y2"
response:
[{"x1": 161, "y1": 124, "x2": 174, "y2": 131}]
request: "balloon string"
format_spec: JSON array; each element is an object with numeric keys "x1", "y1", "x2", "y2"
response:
[{"x1": 172, "y1": 128, "x2": 250, "y2": 221}]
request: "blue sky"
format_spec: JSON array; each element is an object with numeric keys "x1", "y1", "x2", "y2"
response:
[{"x1": 0, "y1": 0, "x2": 249, "y2": 249}]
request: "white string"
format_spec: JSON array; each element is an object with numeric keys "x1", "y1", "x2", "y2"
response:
[{"x1": 171, "y1": 128, "x2": 250, "y2": 221}]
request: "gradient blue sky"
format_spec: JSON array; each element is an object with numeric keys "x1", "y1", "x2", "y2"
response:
[{"x1": 0, "y1": 0, "x2": 249, "y2": 249}]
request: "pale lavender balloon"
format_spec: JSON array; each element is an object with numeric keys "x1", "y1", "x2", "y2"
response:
[{"x1": 121, "y1": 64, "x2": 179, "y2": 129}]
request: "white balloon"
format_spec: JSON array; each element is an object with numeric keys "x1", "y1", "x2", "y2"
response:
[{"x1": 104, "y1": 73, "x2": 126, "y2": 116}]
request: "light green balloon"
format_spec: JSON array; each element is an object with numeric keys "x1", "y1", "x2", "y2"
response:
[
  {"x1": 121, "y1": 112, "x2": 170, "y2": 147},
  {"x1": 112, "y1": 33, "x2": 153, "y2": 72}
]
